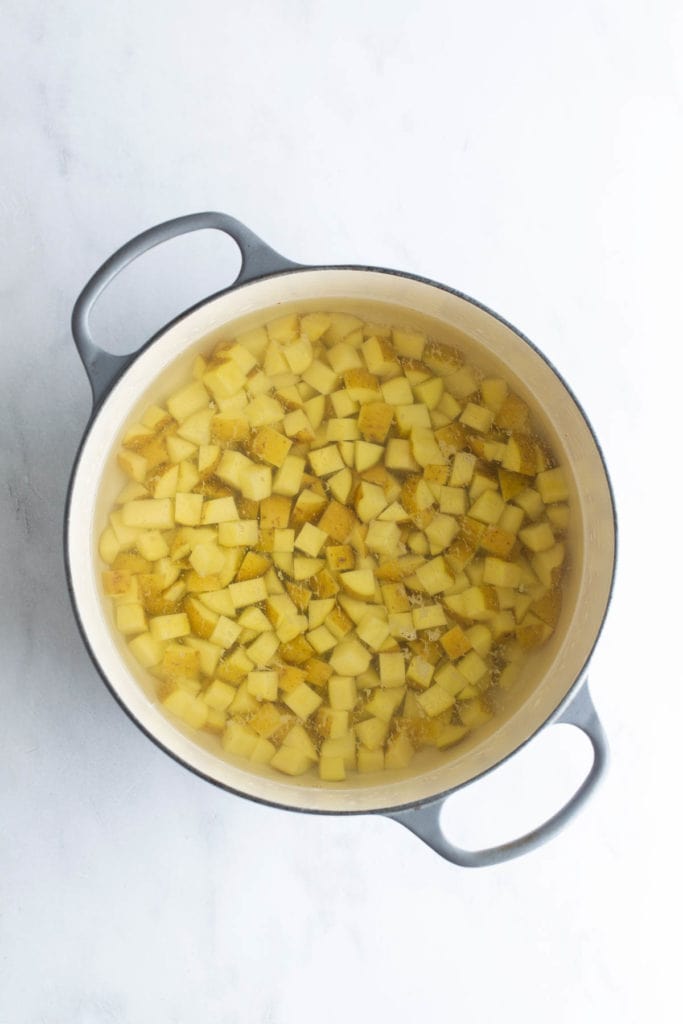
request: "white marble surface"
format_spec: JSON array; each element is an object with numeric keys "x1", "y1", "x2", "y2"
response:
[{"x1": 1, "y1": 1, "x2": 681, "y2": 1021}]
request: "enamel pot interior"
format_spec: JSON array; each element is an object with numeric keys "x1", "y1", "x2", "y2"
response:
[{"x1": 67, "y1": 268, "x2": 615, "y2": 814}]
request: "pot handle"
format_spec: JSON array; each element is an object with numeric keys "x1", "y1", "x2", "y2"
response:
[
  {"x1": 386, "y1": 681, "x2": 608, "y2": 868},
  {"x1": 71, "y1": 211, "x2": 299, "y2": 407}
]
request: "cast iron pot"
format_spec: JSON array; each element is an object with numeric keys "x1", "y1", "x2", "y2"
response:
[{"x1": 65, "y1": 212, "x2": 616, "y2": 867}]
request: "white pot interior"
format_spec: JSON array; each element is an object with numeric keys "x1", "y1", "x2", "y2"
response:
[{"x1": 67, "y1": 269, "x2": 615, "y2": 813}]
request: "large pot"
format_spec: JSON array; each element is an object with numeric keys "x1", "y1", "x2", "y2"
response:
[{"x1": 65, "y1": 212, "x2": 616, "y2": 867}]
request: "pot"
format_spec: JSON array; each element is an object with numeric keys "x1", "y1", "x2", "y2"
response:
[{"x1": 65, "y1": 212, "x2": 616, "y2": 867}]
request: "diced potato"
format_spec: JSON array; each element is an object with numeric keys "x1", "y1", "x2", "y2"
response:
[
  {"x1": 329, "y1": 638, "x2": 372, "y2": 676},
  {"x1": 283, "y1": 682, "x2": 323, "y2": 720},
  {"x1": 150, "y1": 613, "x2": 190, "y2": 641},
  {"x1": 483, "y1": 556, "x2": 522, "y2": 587},
  {"x1": 115, "y1": 603, "x2": 146, "y2": 636},
  {"x1": 122, "y1": 498, "x2": 174, "y2": 530},
  {"x1": 385, "y1": 729, "x2": 415, "y2": 769},
  {"x1": 519, "y1": 522, "x2": 556, "y2": 553},
  {"x1": 358, "y1": 747, "x2": 385, "y2": 773}
]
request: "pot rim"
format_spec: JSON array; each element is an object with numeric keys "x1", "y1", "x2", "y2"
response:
[{"x1": 64, "y1": 261, "x2": 617, "y2": 816}]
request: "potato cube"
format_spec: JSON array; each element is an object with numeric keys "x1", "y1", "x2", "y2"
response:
[
  {"x1": 247, "y1": 670, "x2": 279, "y2": 701},
  {"x1": 384, "y1": 438, "x2": 419, "y2": 473},
  {"x1": 354, "y1": 482, "x2": 389, "y2": 524},
  {"x1": 327, "y1": 342, "x2": 363, "y2": 374},
  {"x1": 229, "y1": 577, "x2": 268, "y2": 608},
  {"x1": 308, "y1": 444, "x2": 344, "y2": 477},
  {"x1": 358, "y1": 402, "x2": 394, "y2": 443},
  {"x1": 519, "y1": 522, "x2": 555, "y2": 553},
  {"x1": 328, "y1": 675, "x2": 358, "y2": 711},
  {"x1": 127, "y1": 631, "x2": 163, "y2": 668},
  {"x1": 365, "y1": 521, "x2": 401, "y2": 557},
  {"x1": 284, "y1": 682, "x2": 323, "y2": 720},
  {"x1": 395, "y1": 404, "x2": 431, "y2": 436},
  {"x1": 246, "y1": 630, "x2": 279, "y2": 666},
  {"x1": 356, "y1": 717, "x2": 390, "y2": 751},
  {"x1": 365, "y1": 687, "x2": 406, "y2": 722},
  {"x1": 417, "y1": 684, "x2": 455, "y2": 718},
  {"x1": 356, "y1": 614, "x2": 391, "y2": 651},
  {"x1": 439, "y1": 624, "x2": 472, "y2": 660},
  {"x1": 406, "y1": 655, "x2": 435, "y2": 690},
  {"x1": 385, "y1": 730, "x2": 415, "y2": 769},
  {"x1": 270, "y1": 747, "x2": 312, "y2": 776},
  {"x1": 502, "y1": 435, "x2": 537, "y2": 476},
  {"x1": 460, "y1": 402, "x2": 494, "y2": 433},
  {"x1": 468, "y1": 489, "x2": 505, "y2": 525},
  {"x1": 307, "y1": 625, "x2": 337, "y2": 655},
  {"x1": 483, "y1": 556, "x2": 522, "y2": 587},
  {"x1": 327, "y1": 417, "x2": 361, "y2": 442},
  {"x1": 339, "y1": 569, "x2": 375, "y2": 600},
  {"x1": 317, "y1": 707, "x2": 350, "y2": 740},
  {"x1": 150, "y1": 613, "x2": 190, "y2": 641},
  {"x1": 302, "y1": 359, "x2": 338, "y2": 395},
  {"x1": 209, "y1": 615, "x2": 241, "y2": 650},
  {"x1": 329, "y1": 638, "x2": 372, "y2": 676},
  {"x1": 536, "y1": 467, "x2": 570, "y2": 504},
  {"x1": 318, "y1": 755, "x2": 346, "y2": 781},
  {"x1": 203, "y1": 679, "x2": 236, "y2": 712},
  {"x1": 354, "y1": 441, "x2": 384, "y2": 472},
  {"x1": 122, "y1": 498, "x2": 174, "y2": 530},
  {"x1": 218, "y1": 519, "x2": 258, "y2": 549},
  {"x1": 459, "y1": 650, "x2": 488, "y2": 684},
  {"x1": 412, "y1": 604, "x2": 447, "y2": 631},
  {"x1": 250, "y1": 426, "x2": 292, "y2": 468},
  {"x1": 414, "y1": 556, "x2": 453, "y2": 595},
  {"x1": 363, "y1": 335, "x2": 399, "y2": 377},
  {"x1": 531, "y1": 542, "x2": 566, "y2": 588},
  {"x1": 317, "y1": 501, "x2": 355, "y2": 542},
  {"x1": 379, "y1": 651, "x2": 406, "y2": 687},
  {"x1": 358, "y1": 747, "x2": 385, "y2": 773},
  {"x1": 167, "y1": 380, "x2": 210, "y2": 421},
  {"x1": 295, "y1": 522, "x2": 327, "y2": 557},
  {"x1": 115, "y1": 603, "x2": 146, "y2": 636},
  {"x1": 424, "y1": 513, "x2": 458, "y2": 553},
  {"x1": 171, "y1": 493, "x2": 202, "y2": 527}
]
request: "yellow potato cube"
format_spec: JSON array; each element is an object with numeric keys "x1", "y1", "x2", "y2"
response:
[
  {"x1": 468, "y1": 489, "x2": 505, "y2": 525},
  {"x1": 365, "y1": 520, "x2": 401, "y2": 557},
  {"x1": 301, "y1": 312, "x2": 332, "y2": 341},
  {"x1": 293, "y1": 557, "x2": 324, "y2": 580},
  {"x1": 163, "y1": 689, "x2": 208, "y2": 729},
  {"x1": 136, "y1": 530, "x2": 169, "y2": 561},
  {"x1": 358, "y1": 747, "x2": 385, "y2": 773},
  {"x1": 414, "y1": 556, "x2": 454, "y2": 595},
  {"x1": 406, "y1": 655, "x2": 435, "y2": 690},
  {"x1": 385, "y1": 730, "x2": 415, "y2": 769},
  {"x1": 203, "y1": 679, "x2": 236, "y2": 712},
  {"x1": 273, "y1": 455, "x2": 306, "y2": 497},
  {"x1": 189, "y1": 543, "x2": 225, "y2": 577},
  {"x1": 246, "y1": 630, "x2": 279, "y2": 666},
  {"x1": 302, "y1": 359, "x2": 338, "y2": 395},
  {"x1": 327, "y1": 417, "x2": 361, "y2": 442},
  {"x1": 122, "y1": 498, "x2": 174, "y2": 530},
  {"x1": 329, "y1": 638, "x2": 372, "y2": 676},
  {"x1": 282, "y1": 722, "x2": 318, "y2": 760},
  {"x1": 379, "y1": 651, "x2": 406, "y2": 687},
  {"x1": 223, "y1": 721, "x2": 259, "y2": 759},
  {"x1": 356, "y1": 614, "x2": 391, "y2": 651},
  {"x1": 395, "y1": 404, "x2": 432, "y2": 436},
  {"x1": 167, "y1": 380, "x2": 210, "y2": 421},
  {"x1": 115, "y1": 603, "x2": 147, "y2": 636},
  {"x1": 317, "y1": 707, "x2": 350, "y2": 740},
  {"x1": 308, "y1": 445, "x2": 344, "y2": 477},
  {"x1": 354, "y1": 440, "x2": 384, "y2": 472},
  {"x1": 295, "y1": 522, "x2": 327, "y2": 557},
  {"x1": 339, "y1": 569, "x2": 375, "y2": 599},
  {"x1": 174, "y1": 493, "x2": 203, "y2": 526},
  {"x1": 177, "y1": 408, "x2": 214, "y2": 447},
  {"x1": 537, "y1": 467, "x2": 570, "y2": 504},
  {"x1": 412, "y1": 604, "x2": 447, "y2": 631},
  {"x1": 320, "y1": 728, "x2": 357, "y2": 768},
  {"x1": 229, "y1": 577, "x2": 268, "y2": 608},
  {"x1": 417, "y1": 684, "x2": 455, "y2": 717},
  {"x1": 284, "y1": 682, "x2": 323, "y2": 720},
  {"x1": 363, "y1": 335, "x2": 399, "y2": 377},
  {"x1": 356, "y1": 717, "x2": 390, "y2": 751},
  {"x1": 519, "y1": 522, "x2": 556, "y2": 553},
  {"x1": 384, "y1": 438, "x2": 419, "y2": 473},
  {"x1": 307, "y1": 625, "x2": 337, "y2": 654},
  {"x1": 460, "y1": 402, "x2": 494, "y2": 433},
  {"x1": 128, "y1": 632, "x2": 164, "y2": 668},
  {"x1": 246, "y1": 670, "x2": 279, "y2": 701},
  {"x1": 459, "y1": 650, "x2": 488, "y2": 684},
  {"x1": 483, "y1": 556, "x2": 522, "y2": 587},
  {"x1": 328, "y1": 675, "x2": 358, "y2": 710},
  {"x1": 218, "y1": 520, "x2": 259, "y2": 548},
  {"x1": 250, "y1": 426, "x2": 293, "y2": 468},
  {"x1": 450, "y1": 451, "x2": 477, "y2": 486},
  {"x1": 318, "y1": 756, "x2": 346, "y2": 781},
  {"x1": 209, "y1": 615, "x2": 241, "y2": 650},
  {"x1": 150, "y1": 613, "x2": 190, "y2": 641},
  {"x1": 354, "y1": 482, "x2": 389, "y2": 523},
  {"x1": 267, "y1": 313, "x2": 299, "y2": 343}
]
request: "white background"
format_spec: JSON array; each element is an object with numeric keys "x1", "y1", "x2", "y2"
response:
[{"x1": 1, "y1": 2, "x2": 681, "y2": 1021}]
